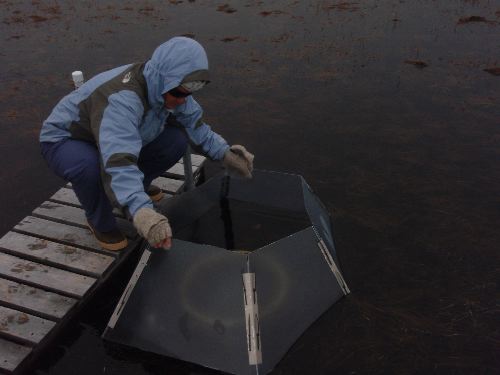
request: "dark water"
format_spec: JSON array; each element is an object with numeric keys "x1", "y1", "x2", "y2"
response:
[
  {"x1": 174, "y1": 198, "x2": 311, "y2": 251},
  {"x1": 1, "y1": 0, "x2": 499, "y2": 373}
]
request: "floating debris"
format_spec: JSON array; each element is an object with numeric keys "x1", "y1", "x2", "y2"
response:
[
  {"x1": 7, "y1": 35, "x2": 24, "y2": 40},
  {"x1": 220, "y1": 36, "x2": 247, "y2": 42},
  {"x1": 457, "y1": 16, "x2": 494, "y2": 24},
  {"x1": 484, "y1": 67, "x2": 500, "y2": 76},
  {"x1": 404, "y1": 60, "x2": 428, "y2": 68},
  {"x1": 221, "y1": 36, "x2": 238, "y2": 42},
  {"x1": 271, "y1": 33, "x2": 290, "y2": 43},
  {"x1": 3, "y1": 16, "x2": 26, "y2": 24},
  {"x1": 259, "y1": 10, "x2": 285, "y2": 17},
  {"x1": 323, "y1": 2, "x2": 360, "y2": 12},
  {"x1": 217, "y1": 4, "x2": 237, "y2": 13},
  {"x1": 28, "y1": 15, "x2": 49, "y2": 22},
  {"x1": 42, "y1": 5, "x2": 62, "y2": 15}
]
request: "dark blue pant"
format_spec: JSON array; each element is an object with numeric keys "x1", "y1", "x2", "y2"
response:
[{"x1": 41, "y1": 126, "x2": 188, "y2": 232}]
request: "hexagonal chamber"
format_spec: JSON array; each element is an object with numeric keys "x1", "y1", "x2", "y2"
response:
[{"x1": 103, "y1": 170, "x2": 349, "y2": 375}]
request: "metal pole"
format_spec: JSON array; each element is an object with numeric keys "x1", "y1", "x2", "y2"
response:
[{"x1": 182, "y1": 145, "x2": 195, "y2": 191}]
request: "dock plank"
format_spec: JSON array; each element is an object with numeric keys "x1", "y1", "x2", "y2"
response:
[
  {"x1": 0, "y1": 337, "x2": 31, "y2": 372},
  {"x1": 50, "y1": 188, "x2": 125, "y2": 218},
  {"x1": 152, "y1": 176, "x2": 184, "y2": 194},
  {"x1": 0, "y1": 253, "x2": 96, "y2": 298},
  {"x1": 0, "y1": 232, "x2": 113, "y2": 277},
  {"x1": 33, "y1": 201, "x2": 93, "y2": 228},
  {"x1": 0, "y1": 278, "x2": 76, "y2": 320},
  {"x1": 0, "y1": 154, "x2": 206, "y2": 373},
  {"x1": 164, "y1": 162, "x2": 200, "y2": 178},
  {"x1": 14, "y1": 216, "x2": 132, "y2": 256},
  {"x1": 32, "y1": 202, "x2": 137, "y2": 239},
  {"x1": 179, "y1": 154, "x2": 206, "y2": 166},
  {"x1": 0, "y1": 306, "x2": 56, "y2": 345},
  {"x1": 49, "y1": 187, "x2": 80, "y2": 207}
]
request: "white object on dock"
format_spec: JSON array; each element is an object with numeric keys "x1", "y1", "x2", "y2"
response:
[{"x1": 71, "y1": 71, "x2": 84, "y2": 89}]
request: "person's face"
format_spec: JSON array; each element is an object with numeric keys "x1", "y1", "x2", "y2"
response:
[{"x1": 162, "y1": 86, "x2": 191, "y2": 109}]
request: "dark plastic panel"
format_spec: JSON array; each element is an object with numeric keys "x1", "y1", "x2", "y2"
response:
[
  {"x1": 301, "y1": 179, "x2": 338, "y2": 260},
  {"x1": 104, "y1": 240, "x2": 250, "y2": 375},
  {"x1": 250, "y1": 227, "x2": 344, "y2": 374},
  {"x1": 226, "y1": 170, "x2": 306, "y2": 213}
]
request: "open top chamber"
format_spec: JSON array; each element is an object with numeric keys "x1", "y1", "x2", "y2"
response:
[{"x1": 103, "y1": 170, "x2": 349, "y2": 375}]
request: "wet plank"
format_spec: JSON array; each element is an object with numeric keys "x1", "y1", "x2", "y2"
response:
[
  {"x1": 178, "y1": 154, "x2": 206, "y2": 166},
  {"x1": 164, "y1": 162, "x2": 200, "y2": 178},
  {"x1": 32, "y1": 202, "x2": 137, "y2": 239},
  {"x1": 51, "y1": 187, "x2": 172, "y2": 217},
  {"x1": 13, "y1": 216, "x2": 129, "y2": 256},
  {"x1": 0, "y1": 252, "x2": 96, "y2": 298},
  {"x1": 0, "y1": 232, "x2": 114, "y2": 277},
  {"x1": 0, "y1": 337, "x2": 31, "y2": 372},
  {"x1": 33, "y1": 202, "x2": 92, "y2": 228},
  {"x1": 14, "y1": 216, "x2": 106, "y2": 253},
  {"x1": 49, "y1": 187, "x2": 80, "y2": 206},
  {"x1": 0, "y1": 278, "x2": 76, "y2": 320},
  {"x1": 50, "y1": 188, "x2": 125, "y2": 218},
  {"x1": 152, "y1": 176, "x2": 184, "y2": 194},
  {"x1": 0, "y1": 306, "x2": 56, "y2": 345}
]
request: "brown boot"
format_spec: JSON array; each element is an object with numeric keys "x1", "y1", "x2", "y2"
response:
[
  {"x1": 146, "y1": 185, "x2": 165, "y2": 202},
  {"x1": 87, "y1": 221, "x2": 128, "y2": 251}
]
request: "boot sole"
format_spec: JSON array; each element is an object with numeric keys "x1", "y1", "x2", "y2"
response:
[
  {"x1": 87, "y1": 224, "x2": 128, "y2": 251},
  {"x1": 148, "y1": 191, "x2": 165, "y2": 202}
]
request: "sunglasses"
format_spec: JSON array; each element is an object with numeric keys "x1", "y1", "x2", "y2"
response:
[{"x1": 168, "y1": 87, "x2": 192, "y2": 98}]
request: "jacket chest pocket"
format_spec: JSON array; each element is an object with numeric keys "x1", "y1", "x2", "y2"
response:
[{"x1": 139, "y1": 109, "x2": 167, "y2": 144}]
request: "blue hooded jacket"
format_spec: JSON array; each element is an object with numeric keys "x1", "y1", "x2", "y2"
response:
[{"x1": 40, "y1": 37, "x2": 229, "y2": 216}]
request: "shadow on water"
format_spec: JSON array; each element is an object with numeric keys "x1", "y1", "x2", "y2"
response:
[{"x1": 1, "y1": 0, "x2": 499, "y2": 373}]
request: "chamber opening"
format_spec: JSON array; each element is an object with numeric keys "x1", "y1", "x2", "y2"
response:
[{"x1": 173, "y1": 198, "x2": 311, "y2": 251}]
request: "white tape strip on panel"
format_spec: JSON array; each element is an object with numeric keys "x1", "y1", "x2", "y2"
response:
[
  {"x1": 317, "y1": 239, "x2": 350, "y2": 295},
  {"x1": 242, "y1": 272, "x2": 262, "y2": 366},
  {"x1": 108, "y1": 247, "x2": 151, "y2": 329}
]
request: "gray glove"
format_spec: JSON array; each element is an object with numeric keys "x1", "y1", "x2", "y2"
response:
[
  {"x1": 133, "y1": 207, "x2": 172, "y2": 248},
  {"x1": 222, "y1": 145, "x2": 254, "y2": 178}
]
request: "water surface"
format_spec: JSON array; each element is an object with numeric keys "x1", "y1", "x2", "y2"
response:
[{"x1": 0, "y1": 0, "x2": 499, "y2": 373}]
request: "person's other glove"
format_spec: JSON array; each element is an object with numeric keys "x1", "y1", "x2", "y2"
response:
[
  {"x1": 222, "y1": 145, "x2": 254, "y2": 178},
  {"x1": 133, "y1": 207, "x2": 172, "y2": 249}
]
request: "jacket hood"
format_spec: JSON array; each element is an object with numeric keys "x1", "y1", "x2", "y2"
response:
[{"x1": 143, "y1": 37, "x2": 210, "y2": 109}]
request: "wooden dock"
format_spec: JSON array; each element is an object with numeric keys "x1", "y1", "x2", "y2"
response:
[{"x1": 0, "y1": 155, "x2": 206, "y2": 374}]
